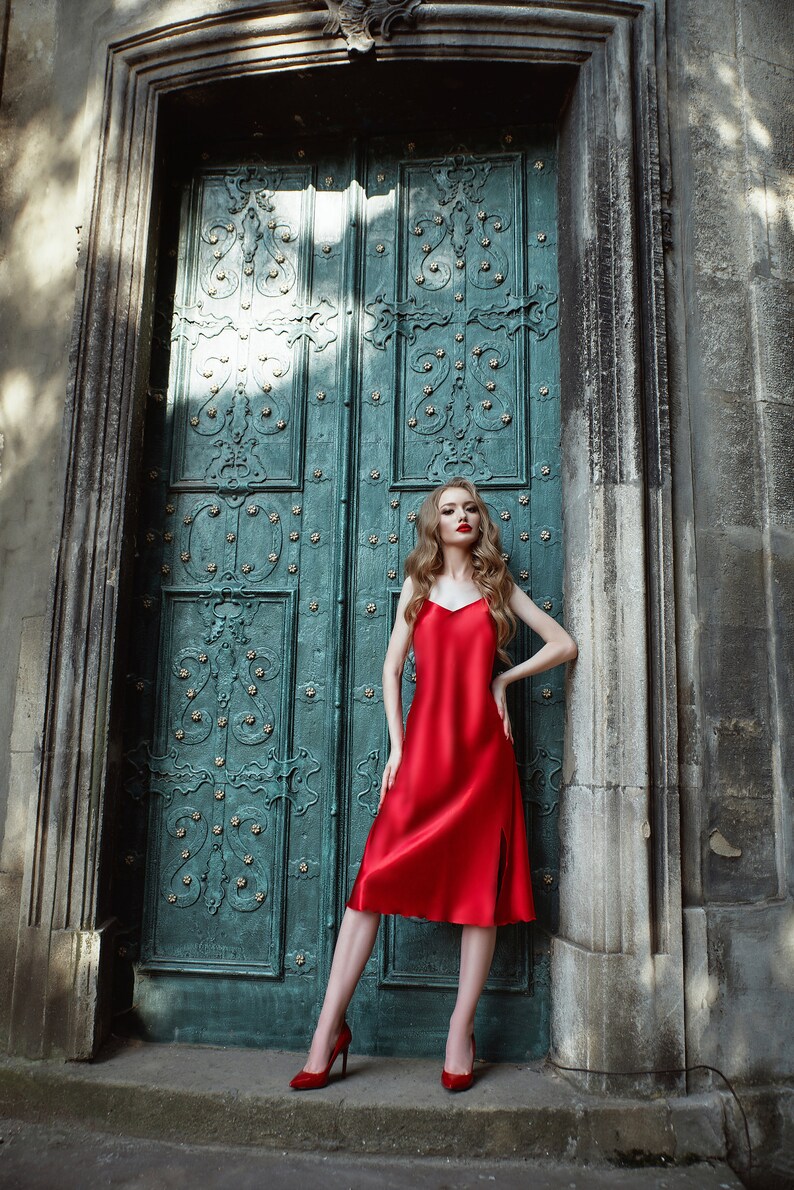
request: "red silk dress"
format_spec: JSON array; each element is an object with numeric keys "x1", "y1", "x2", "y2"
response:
[{"x1": 345, "y1": 595, "x2": 536, "y2": 927}]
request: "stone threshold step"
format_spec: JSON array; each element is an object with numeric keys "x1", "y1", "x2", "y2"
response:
[{"x1": 0, "y1": 1036, "x2": 730, "y2": 1166}]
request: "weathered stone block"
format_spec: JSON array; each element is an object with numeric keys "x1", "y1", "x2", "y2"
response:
[
  {"x1": 706, "y1": 792, "x2": 778, "y2": 900},
  {"x1": 740, "y1": 0, "x2": 794, "y2": 69}
]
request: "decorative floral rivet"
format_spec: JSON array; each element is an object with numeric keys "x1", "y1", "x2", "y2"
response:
[
  {"x1": 407, "y1": 511, "x2": 417, "y2": 522},
  {"x1": 535, "y1": 159, "x2": 545, "y2": 170},
  {"x1": 376, "y1": 243, "x2": 385, "y2": 254},
  {"x1": 181, "y1": 848, "x2": 190, "y2": 860},
  {"x1": 136, "y1": 680, "x2": 145, "y2": 692},
  {"x1": 261, "y1": 407, "x2": 272, "y2": 418},
  {"x1": 247, "y1": 505, "x2": 258, "y2": 516},
  {"x1": 454, "y1": 292, "x2": 463, "y2": 302},
  {"x1": 422, "y1": 243, "x2": 431, "y2": 254},
  {"x1": 309, "y1": 600, "x2": 319, "y2": 612},
  {"x1": 218, "y1": 716, "x2": 228, "y2": 727},
  {"x1": 245, "y1": 714, "x2": 255, "y2": 725},
  {"x1": 251, "y1": 823, "x2": 262, "y2": 834},
  {"x1": 168, "y1": 893, "x2": 177, "y2": 903},
  {"x1": 176, "y1": 827, "x2": 187, "y2": 838},
  {"x1": 477, "y1": 210, "x2": 486, "y2": 221},
  {"x1": 364, "y1": 687, "x2": 375, "y2": 698},
  {"x1": 209, "y1": 234, "x2": 218, "y2": 244},
  {"x1": 520, "y1": 531, "x2": 529, "y2": 541},
  {"x1": 425, "y1": 404, "x2": 435, "y2": 415},
  {"x1": 213, "y1": 824, "x2": 222, "y2": 835},
  {"x1": 299, "y1": 860, "x2": 309, "y2": 873},
  {"x1": 369, "y1": 534, "x2": 379, "y2": 544},
  {"x1": 183, "y1": 875, "x2": 192, "y2": 885},
  {"x1": 407, "y1": 416, "x2": 418, "y2": 427},
  {"x1": 175, "y1": 728, "x2": 184, "y2": 740},
  {"x1": 543, "y1": 600, "x2": 553, "y2": 611},
  {"x1": 537, "y1": 232, "x2": 547, "y2": 243},
  {"x1": 190, "y1": 415, "x2": 199, "y2": 427},
  {"x1": 281, "y1": 231, "x2": 291, "y2": 243},
  {"x1": 276, "y1": 419, "x2": 286, "y2": 430},
  {"x1": 163, "y1": 531, "x2": 173, "y2": 543},
  {"x1": 215, "y1": 790, "x2": 225, "y2": 800},
  {"x1": 422, "y1": 361, "x2": 432, "y2": 372},
  {"x1": 415, "y1": 274, "x2": 425, "y2": 285},
  {"x1": 269, "y1": 511, "x2": 281, "y2": 524},
  {"x1": 289, "y1": 531, "x2": 299, "y2": 541},
  {"x1": 209, "y1": 504, "x2": 220, "y2": 516},
  {"x1": 247, "y1": 684, "x2": 257, "y2": 696},
  {"x1": 215, "y1": 756, "x2": 225, "y2": 767},
  {"x1": 542, "y1": 688, "x2": 553, "y2": 700},
  {"x1": 179, "y1": 667, "x2": 189, "y2": 679},
  {"x1": 191, "y1": 811, "x2": 202, "y2": 821},
  {"x1": 370, "y1": 468, "x2": 381, "y2": 479},
  {"x1": 208, "y1": 286, "x2": 217, "y2": 296},
  {"x1": 520, "y1": 569, "x2": 529, "y2": 580},
  {"x1": 165, "y1": 503, "x2": 175, "y2": 514},
  {"x1": 230, "y1": 815, "x2": 241, "y2": 827},
  {"x1": 241, "y1": 563, "x2": 253, "y2": 574},
  {"x1": 388, "y1": 569, "x2": 397, "y2": 579},
  {"x1": 255, "y1": 667, "x2": 265, "y2": 678},
  {"x1": 255, "y1": 891, "x2": 265, "y2": 903},
  {"x1": 321, "y1": 243, "x2": 332, "y2": 255},
  {"x1": 310, "y1": 531, "x2": 321, "y2": 543},
  {"x1": 268, "y1": 552, "x2": 278, "y2": 562},
  {"x1": 413, "y1": 226, "x2": 423, "y2": 236},
  {"x1": 388, "y1": 532, "x2": 398, "y2": 543},
  {"x1": 264, "y1": 723, "x2": 273, "y2": 734},
  {"x1": 146, "y1": 530, "x2": 155, "y2": 544},
  {"x1": 495, "y1": 273, "x2": 505, "y2": 283},
  {"x1": 482, "y1": 400, "x2": 492, "y2": 410},
  {"x1": 295, "y1": 953, "x2": 306, "y2": 966},
  {"x1": 287, "y1": 563, "x2": 298, "y2": 574},
  {"x1": 519, "y1": 494, "x2": 529, "y2": 505},
  {"x1": 226, "y1": 532, "x2": 236, "y2": 543},
  {"x1": 481, "y1": 261, "x2": 491, "y2": 272},
  {"x1": 493, "y1": 221, "x2": 503, "y2": 231},
  {"x1": 429, "y1": 262, "x2": 439, "y2": 272},
  {"x1": 501, "y1": 511, "x2": 510, "y2": 521},
  {"x1": 313, "y1": 468, "x2": 323, "y2": 479},
  {"x1": 501, "y1": 413, "x2": 512, "y2": 424},
  {"x1": 371, "y1": 390, "x2": 381, "y2": 401},
  {"x1": 488, "y1": 358, "x2": 499, "y2": 370},
  {"x1": 390, "y1": 498, "x2": 400, "y2": 507},
  {"x1": 306, "y1": 686, "x2": 316, "y2": 698},
  {"x1": 161, "y1": 564, "x2": 170, "y2": 577},
  {"x1": 455, "y1": 259, "x2": 465, "y2": 270},
  {"x1": 244, "y1": 854, "x2": 254, "y2": 865},
  {"x1": 423, "y1": 385, "x2": 433, "y2": 396},
  {"x1": 366, "y1": 603, "x2": 377, "y2": 614},
  {"x1": 316, "y1": 390, "x2": 326, "y2": 401},
  {"x1": 541, "y1": 464, "x2": 551, "y2": 476},
  {"x1": 207, "y1": 562, "x2": 217, "y2": 573},
  {"x1": 142, "y1": 596, "x2": 153, "y2": 609},
  {"x1": 502, "y1": 552, "x2": 509, "y2": 561},
  {"x1": 481, "y1": 237, "x2": 491, "y2": 249},
  {"x1": 540, "y1": 529, "x2": 551, "y2": 542},
  {"x1": 186, "y1": 688, "x2": 197, "y2": 699}
]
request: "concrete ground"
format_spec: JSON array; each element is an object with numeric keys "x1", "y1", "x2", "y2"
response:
[{"x1": 0, "y1": 1117, "x2": 744, "y2": 1190}]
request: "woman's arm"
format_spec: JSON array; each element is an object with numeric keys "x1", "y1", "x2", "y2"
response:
[
  {"x1": 490, "y1": 581, "x2": 578, "y2": 742},
  {"x1": 378, "y1": 577, "x2": 415, "y2": 805}
]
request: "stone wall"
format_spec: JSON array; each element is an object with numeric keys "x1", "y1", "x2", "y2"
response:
[
  {"x1": 0, "y1": 0, "x2": 791, "y2": 1085},
  {"x1": 666, "y1": 0, "x2": 793, "y2": 1081}
]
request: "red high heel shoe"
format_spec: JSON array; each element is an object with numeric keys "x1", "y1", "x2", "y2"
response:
[
  {"x1": 441, "y1": 1032, "x2": 476, "y2": 1091},
  {"x1": 289, "y1": 1020, "x2": 352, "y2": 1090}
]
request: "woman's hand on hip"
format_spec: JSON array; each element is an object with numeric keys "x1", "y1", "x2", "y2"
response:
[
  {"x1": 490, "y1": 677, "x2": 513, "y2": 743},
  {"x1": 378, "y1": 746, "x2": 403, "y2": 811}
]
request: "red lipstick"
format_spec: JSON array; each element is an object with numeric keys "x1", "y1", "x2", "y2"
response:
[{"x1": 456, "y1": 524, "x2": 472, "y2": 533}]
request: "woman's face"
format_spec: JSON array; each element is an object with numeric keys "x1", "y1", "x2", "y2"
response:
[{"x1": 435, "y1": 486, "x2": 482, "y2": 549}]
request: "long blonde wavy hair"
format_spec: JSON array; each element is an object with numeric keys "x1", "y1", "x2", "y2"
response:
[{"x1": 403, "y1": 477, "x2": 518, "y2": 667}]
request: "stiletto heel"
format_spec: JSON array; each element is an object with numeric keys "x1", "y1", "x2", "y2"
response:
[
  {"x1": 441, "y1": 1032, "x2": 476, "y2": 1091},
  {"x1": 289, "y1": 1020, "x2": 352, "y2": 1090}
]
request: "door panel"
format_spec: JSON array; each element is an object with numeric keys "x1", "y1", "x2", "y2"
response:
[{"x1": 117, "y1": 126, "x2": 561, "y2": 1059}]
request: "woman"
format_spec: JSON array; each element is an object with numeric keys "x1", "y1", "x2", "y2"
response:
[{"x1": 289, "y1": 477, "x2": 577, "y2": 1091}]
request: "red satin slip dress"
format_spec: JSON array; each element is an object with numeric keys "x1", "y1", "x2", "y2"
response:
[{"x1": 345, "y1": 594, "x2": 536, "y2": 927}]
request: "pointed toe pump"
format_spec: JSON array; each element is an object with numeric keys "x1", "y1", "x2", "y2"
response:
[
  {"x1": 441, "y1": 1032, "x2": 476, "y2": 1091},
  {"x1": 289, "y1": 1020, "x2": 352, "y2": 1090}
]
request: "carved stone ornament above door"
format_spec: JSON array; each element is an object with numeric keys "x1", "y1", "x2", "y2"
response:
[{"x1": 322, "y1": 0, "x2": 424, "y2": 52}]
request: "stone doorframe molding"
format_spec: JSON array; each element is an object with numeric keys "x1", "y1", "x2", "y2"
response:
[{"x1": 9, "y1": 0, "x2": 682, "y2": 1093}]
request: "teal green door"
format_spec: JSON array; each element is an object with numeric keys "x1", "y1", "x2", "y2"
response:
[{"x1": 118, "y1": 125, "x2": 562, "y2": 1060}]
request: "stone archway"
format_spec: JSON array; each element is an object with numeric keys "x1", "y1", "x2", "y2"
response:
[{"x1": 9, "y1": 0, "x2": 684, "y2": 1093}]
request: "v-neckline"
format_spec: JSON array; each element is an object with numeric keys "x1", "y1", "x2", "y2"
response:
[{"x1": 425, "y1": 595, "x2": 486, "y2": 614}]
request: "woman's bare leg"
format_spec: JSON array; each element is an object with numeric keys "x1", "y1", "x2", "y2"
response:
[
  {"x1": 444, "y1": 924, "x2": 498, "y2": 1073},
  {"x1": 301, "y1": 906, "x2": 381, "y2": 1073}
]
